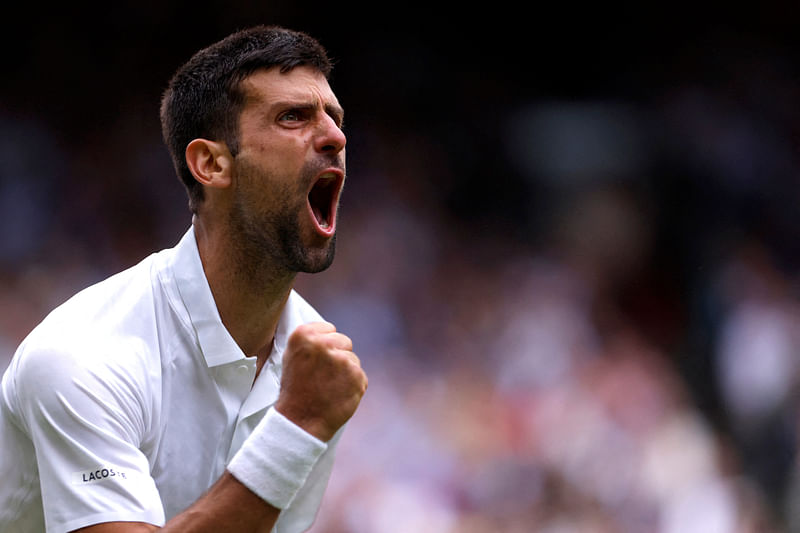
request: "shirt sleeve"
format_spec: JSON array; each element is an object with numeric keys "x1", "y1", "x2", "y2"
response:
[{"x1": 11, "y1": 336, "x2": 165, "y2": 533}]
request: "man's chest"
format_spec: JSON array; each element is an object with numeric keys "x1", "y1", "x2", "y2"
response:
[{"x1": 147, "y1": 353, "x2": 281, "y2": 519}]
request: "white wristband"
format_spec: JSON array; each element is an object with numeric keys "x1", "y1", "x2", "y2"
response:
[{"x1": 227, "y1": 406, "x2": 328, "y2": 509}]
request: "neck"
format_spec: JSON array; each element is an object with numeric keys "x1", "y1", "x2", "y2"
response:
[{"x1": 193, "y1": 217, "x2": 296, "y2": 361}]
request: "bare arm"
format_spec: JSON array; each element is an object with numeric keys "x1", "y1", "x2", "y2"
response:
[
  {"x1": 73, "y1": 472, "x2": 280, "y2": 533},
  {"x1": 71, "y1": 322, "x2": 367, "y2": 533}
]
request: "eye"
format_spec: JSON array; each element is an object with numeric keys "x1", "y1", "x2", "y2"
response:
[{"x1": 278, "y1": 110, "x2": 302, "y2": 122}]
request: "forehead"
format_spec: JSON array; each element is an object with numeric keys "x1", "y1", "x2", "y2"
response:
[{"x1": 239, "y1": 66, "x2": 340, "y2": 108}]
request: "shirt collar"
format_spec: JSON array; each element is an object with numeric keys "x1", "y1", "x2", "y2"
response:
[
  {"x1": 167, "y1": 226, "x2": 315, "y2": 370},
  {"x1": 169, "y1": 227, "x2": 245, "y2": 368},
  {"x1": 270, "y1": 289, "x2": 308, "y2": 372}
]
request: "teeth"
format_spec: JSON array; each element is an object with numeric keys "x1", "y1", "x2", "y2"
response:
[{"x1": 312, "y1": 205, "x2": 330, "y2": 229}]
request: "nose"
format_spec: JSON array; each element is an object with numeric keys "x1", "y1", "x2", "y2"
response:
[{"x1": 315, "y1": 113, "x2": 346, "y2": 154}]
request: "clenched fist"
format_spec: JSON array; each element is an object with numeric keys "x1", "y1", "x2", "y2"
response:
[{"x1": 275, "y1": 322, "x2": 367, "y2": 442}]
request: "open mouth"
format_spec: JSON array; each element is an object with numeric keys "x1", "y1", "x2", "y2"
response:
[{"x1": 307, "y1": 171, "x2": 344, "y2": 235}]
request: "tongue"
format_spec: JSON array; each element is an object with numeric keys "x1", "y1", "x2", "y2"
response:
[{"x1": 312, "y1": 205, "x2": 328, "y2": 228}]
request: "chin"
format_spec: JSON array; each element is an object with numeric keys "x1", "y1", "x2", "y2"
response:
[{"x1": 296, "y1": 238, "x2": 337, "y2": 274}]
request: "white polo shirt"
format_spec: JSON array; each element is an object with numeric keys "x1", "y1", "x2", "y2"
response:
[{"x1": 0, "y1": 227, "x2": 341, "y2": 533}]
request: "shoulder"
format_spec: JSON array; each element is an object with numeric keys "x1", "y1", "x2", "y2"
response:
[
  {"x1": 6, "y1": 322, "x2": 156, "y2": 446},
  {"x1": 14, "y1": 257, "x2": 161, "y2": 381},
  {"x1": 4, "y1": 257, "x2": 166, "y2": 429},
  {"x1": 12, "y1": 318, "x2": 154, "y2": 402},
  {"x1": 29, "y1": 245, "x2": 183, "y2": 351}
]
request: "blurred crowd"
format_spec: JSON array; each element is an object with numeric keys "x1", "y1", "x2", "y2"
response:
[{"x1": 3, "y1": 16, "x2": 800, "y2": 533}]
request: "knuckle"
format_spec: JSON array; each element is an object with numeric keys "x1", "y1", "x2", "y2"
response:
[{"x1": 289, "y1": 324, "x2": 312, "y2": 343}]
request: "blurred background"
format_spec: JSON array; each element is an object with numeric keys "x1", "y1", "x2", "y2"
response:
[{"x1": 2, "y1": 3, "x2": 800, "y2": 532}]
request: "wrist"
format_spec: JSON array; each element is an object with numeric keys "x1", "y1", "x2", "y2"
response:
[
  {"x1": 274, "y1": 400, "x2": 335, "y2": 442},
  {"x1": 227, "y1": 406, "x2": 328, "y2": 509}
]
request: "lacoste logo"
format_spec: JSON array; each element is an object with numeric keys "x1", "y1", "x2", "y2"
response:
[{"x1": 72, "y1": 467, "x2": 130, "y2": 485}]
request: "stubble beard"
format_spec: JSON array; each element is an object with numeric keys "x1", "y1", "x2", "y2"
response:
[{"x1": 229, "y1": 158, "x2": 337, "y2": 283}]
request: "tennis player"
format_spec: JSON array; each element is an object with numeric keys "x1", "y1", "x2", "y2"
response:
[{"x1": 0, "y1": 25, "x2": 367, "y2": 533}]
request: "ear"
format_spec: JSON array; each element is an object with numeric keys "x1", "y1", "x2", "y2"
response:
[{"x1": 185, "y1": 139, "x2": 233, "y2": 190}]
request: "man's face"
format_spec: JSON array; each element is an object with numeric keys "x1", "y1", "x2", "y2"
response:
[{"x1": 229, "y1": 66, "x2": 347, "y2": 275}]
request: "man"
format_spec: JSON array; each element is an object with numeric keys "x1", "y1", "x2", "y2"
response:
[{"x1": 0, "y1": 25, "x2": 367, "y2": 532}]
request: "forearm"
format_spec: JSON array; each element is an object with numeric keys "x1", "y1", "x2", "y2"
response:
[
  {"x1": 162, "y1": 471, "x2": 280, "y2": 532},
  {"x1": 72, "y1": 472, "x2": 279, "y2": 533}
]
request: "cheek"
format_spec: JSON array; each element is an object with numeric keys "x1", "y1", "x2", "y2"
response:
[{"x1": 234, "y1": 146, "x2": 311, "y2": 209}]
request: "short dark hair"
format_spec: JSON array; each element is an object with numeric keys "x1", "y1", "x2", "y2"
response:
[{"x1": 160, "y1": 25, "x2": 333, "y2": 212}]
